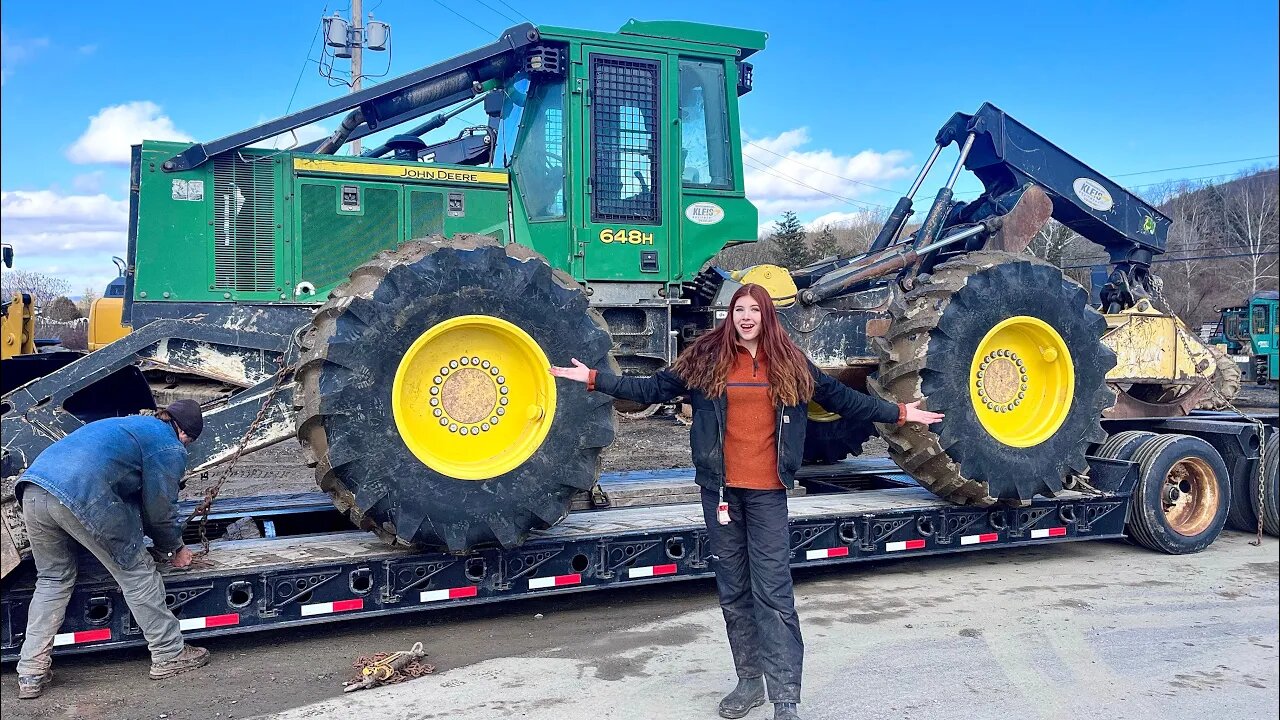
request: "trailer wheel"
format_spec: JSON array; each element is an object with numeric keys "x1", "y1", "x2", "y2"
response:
[
  {"x1": 296, "y1": 236, "x2": 617, "y2": 552},
  {"x1": 1250, "y1": 432, "x2": 1279, "y2": 536},
  {"x1": 1127, "y1": 434, "x2": 1229, "y2": 554},
  {"x1": 871, "y1": 251, "x2": 1115, "y2": 504},
  {"x1": 1094, "y1": 430, "x2": 1157, "y2": 461}
]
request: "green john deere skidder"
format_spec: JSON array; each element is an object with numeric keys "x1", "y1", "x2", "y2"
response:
[{"x1": 1, "y1": 20, "x2": 1239, "y2": 574}]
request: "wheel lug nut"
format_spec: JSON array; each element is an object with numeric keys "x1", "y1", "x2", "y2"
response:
[
  {"x1": 440, "y1": 367, "x2": 449, "y2": 376},
  {"x1": 491, "y1": 416, "x2": 499, "y2": 424},
  {"x1": 430, "y1": 387, "x2": 439, "y2": 396},
  {"x1": 471, "y1": 356, "x2": 480, "y2": 366},
  {"x1": 449, "y1": 360, "x2": 459, "y2": 369},
  {"x1": 460, "y1": 357, "x2": 470, "y2": 366},
  {"x1": 433, "y1": 408, "x2": 442, "y2": 417},
  {"x1": 433, "y1": 376, "x2": 443, "y2": 385},
  {"x1": 481, "y1": 423, "x2": 490, "y2": 432},
  {"x1": 481, "y1": 360, "x2": 491, "y2": 369},
  {"x1": 497, "y1": 376, "x2": 506, "y2": 385},
  {"x1": 490, "y1": 367, "x2": 499, "y2": 376}
]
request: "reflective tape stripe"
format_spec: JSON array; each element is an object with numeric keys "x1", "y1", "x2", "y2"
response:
[
  {"x1": 1031, "y1": 527, "x2": 1067, "y2": 539},
  {"x1": 528, "y1": 573, "x2": 582, "y2": 590},
  {"x1": 52, "y1": 628, "x2": 112, "y2": 646},
  {"x1": 419, "y1": 586, "x2": 479, "y2": 603},
  {"x1": 960, "y1": 533, "x2": 1000, "y2": 546},
  {"x1": 805, "y1": 547, "x2": 850, "y2": 560},
  {"x1": 299, "y1": 598, "x2": 365, "y2": 616},
  {"x1": 884, "y1": 539, "x2": 926, "y2": 552},
  {"x1": 627, "y1": 564, "x2": 678, "y2": 579},
  {"x1": 179, "y1": 613, "x2": 240, "y2": 631}
]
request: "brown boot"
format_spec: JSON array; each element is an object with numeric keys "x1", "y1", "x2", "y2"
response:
[
  {"x1": 150, "y1": 645, "x2": 210, "y2": 680},
  {"x1": 17, "y1": 669, "x2": 53, "y2": 699}
]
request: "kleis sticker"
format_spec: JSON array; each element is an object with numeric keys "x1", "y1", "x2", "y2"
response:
[
  {"x1": 685, "y1": 202, "x2": 725, "y2": 225},
  {"x1": 1072, "y1": 178, "x2": 1114, "y2": 212}
]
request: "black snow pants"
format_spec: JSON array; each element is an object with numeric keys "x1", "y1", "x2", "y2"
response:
[{"x1": 700, "y1": 486, "x2": 803, "y2": 703}]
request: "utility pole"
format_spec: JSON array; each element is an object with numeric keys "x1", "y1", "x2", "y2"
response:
[
  {"x1": 323, "y1": 7, "x2": 391, "y2": 155},
  {"x1": 350, "y1": 0, "x2": 362, "y2": 154}
]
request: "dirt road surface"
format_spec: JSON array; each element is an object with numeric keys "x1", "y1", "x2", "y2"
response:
[{"x1": 2, "y1": 531, "x2": 1275, "y2": 720}]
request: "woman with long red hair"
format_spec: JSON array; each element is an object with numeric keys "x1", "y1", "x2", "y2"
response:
[{"x1": 552, "y1": 283, "x2": 942, "y2": 720}]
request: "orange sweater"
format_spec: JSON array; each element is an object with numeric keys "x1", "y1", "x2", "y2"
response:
[{"x1": 723, "y1": 346, "x2": 784, "y2": 490}]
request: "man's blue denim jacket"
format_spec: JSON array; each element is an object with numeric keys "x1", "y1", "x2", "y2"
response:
[{"x1": 17, "y1": 415, "x2": 188, "y2": 567}]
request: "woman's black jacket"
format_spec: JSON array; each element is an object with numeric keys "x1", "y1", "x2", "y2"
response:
[{"x1": 592, "y1": 361, "x2": 900, "y2": 492}]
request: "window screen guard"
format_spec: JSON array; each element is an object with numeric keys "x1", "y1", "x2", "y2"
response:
[{"x1": 591, "y1": 55, "x2": 661, "y2": 224}]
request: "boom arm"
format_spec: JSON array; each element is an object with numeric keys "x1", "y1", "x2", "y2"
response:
[{"x1": 161, "y1": 23, "x2": 541, "y2": 172}]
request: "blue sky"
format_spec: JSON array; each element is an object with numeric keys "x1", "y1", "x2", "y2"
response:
[{"x1": 2, "y1": 0, "x2": 1277, "y2": 293}]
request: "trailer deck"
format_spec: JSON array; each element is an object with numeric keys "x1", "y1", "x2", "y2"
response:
[{"x1": 2, "y1": 413, "x2": 1273, "y2": 663}]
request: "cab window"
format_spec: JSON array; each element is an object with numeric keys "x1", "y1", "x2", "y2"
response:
[{"x1": 678, "y1": 59, "x2": 732, "y2": 189}]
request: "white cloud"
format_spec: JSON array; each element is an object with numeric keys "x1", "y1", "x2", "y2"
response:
[
  {"x1": 743, "y1": 127, "x2": 913, "y2": 220},
  {"x1": 67, "y1": 101, "x2": 193, "y2": 165},
  {"x1": 1, "y1": 189, "x2": 129, "y2": 292},
  {"x1": 0, "y1": 30, "x2": 50, "y2": 85},
  {"x1": 249, "y1": 122, "x2": 332, "y2": 150},
  {"x1": 805, "y1": 210, "x2": 882, "y2": 230}
]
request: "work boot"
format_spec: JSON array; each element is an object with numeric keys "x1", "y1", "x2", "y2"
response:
[
  {"x1": 718, "y1": 676, "x2": 766, "y2": 718},
  {"x1": 149, "y1": 644, "x2": 210, "y2": 680},
  {"x1": 17, "y1": 669, "x2": 52, "y2": 700},
  {"x1": 773, "y1": 702, "x2": 801, "y2": 720}
]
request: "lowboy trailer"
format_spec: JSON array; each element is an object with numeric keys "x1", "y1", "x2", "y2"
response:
[{"x1": 3, "y1": 413, "x2": 1274, "y2": 662}]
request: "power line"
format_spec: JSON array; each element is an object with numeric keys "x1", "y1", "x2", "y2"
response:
[
  {"x1": 284, "y1": 5, "x2": 328, "y2": 116},
  {"x1": 743, "y1": 157, "x2": 890, "y2": 211},
  {"x1": 1063, "y1": 243, "x2": 1280, "y2": 269},
  {"x1": 433, "y1": 0, "x2": 497, "y2": 37},
  {"x1": 471, "y1": 0, "x2": 520, "y2": 24},
  {"x1": 1111, "y1": 154, "x2": 1280, "y2": 178},
  {"x1": 493, "y1": 0, "x2": 532, "y2": 21}
]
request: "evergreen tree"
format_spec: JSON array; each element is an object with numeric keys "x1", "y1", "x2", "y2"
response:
[
  {"x1": 771, "y1": 211, "x2": 813, "y2": 268},
  {"x1": 811, "y1": 225, "x2": 840, "y2": 261}
]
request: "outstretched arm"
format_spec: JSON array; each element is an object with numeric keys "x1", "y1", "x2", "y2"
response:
[
  {"x1": 810, "y1": 364, "x2": 943, "y2": 427},
  {"x1": 550, "y1": 359, "x2": 689, "y2": 405}
]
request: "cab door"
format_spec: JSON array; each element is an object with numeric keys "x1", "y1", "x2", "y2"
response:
[{"x1": 576, "y1": 47, "x2": 671, "y2": 282}]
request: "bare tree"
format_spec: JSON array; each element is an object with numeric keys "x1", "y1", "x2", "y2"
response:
[
  {"x1": 826, "y1": 208, "x2": 889, "y2": 256},
  {"x1": 1026, "y1": 219, "x2": 1086, "y2": 268},
  {"x1": 1215, "y1": 167, "x2": 1279, "y2": 297},
  {"x1": 1, "y1": 270, "x2": 70, "y2": 309},
  {"x1": 78, "y1": 286, "x2": 101, "y2": 315},
  {"x1": 1148, "y1": 179, "x2": 1222, "y2": 322}
]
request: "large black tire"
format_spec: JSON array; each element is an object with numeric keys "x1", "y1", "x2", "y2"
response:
[
  {"x1": 1095, "y1": 431, "x2": 1157, "y2": 462},
  {"x1": 295, "y1": 236, "x2": 617, "y2": 552},
  {"x1": 1126, "y1": 434, "x2": 1230, "y2": 554},
  {"x1": 1226, "y1": 428, "x2": 1263, "y2": 533},
  {"x1": 871, "y1": 251, "x2": 1116, "y2": 505},
  {"x1": 1196, "y1": 345, "x2": 1243, "y2": 410},
  {"x1": 802, "y1": 413, "x2": 876, "y2": 464},
  {"x1": 1251, "y1": 431, "x2": 1279, "y2": 536}
]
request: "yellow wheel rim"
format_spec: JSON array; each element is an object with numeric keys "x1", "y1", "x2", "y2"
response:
[
  {"x1": 392, "y1": 315, "x2": 556, "y2": 480},
  {"x1": 807, "y1": 401, "x2": 840, "y2": 423},
  {"x1": 969, "y1": 315, "x2": 1074, "y2": 448}
]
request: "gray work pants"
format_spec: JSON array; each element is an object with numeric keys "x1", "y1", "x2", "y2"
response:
[
  {"x1": 701, "y1": 486, "x2": 803, "y2": 704},
  {"x1": 17, "y1": 485, "x2": 184, "y2": 676}
]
